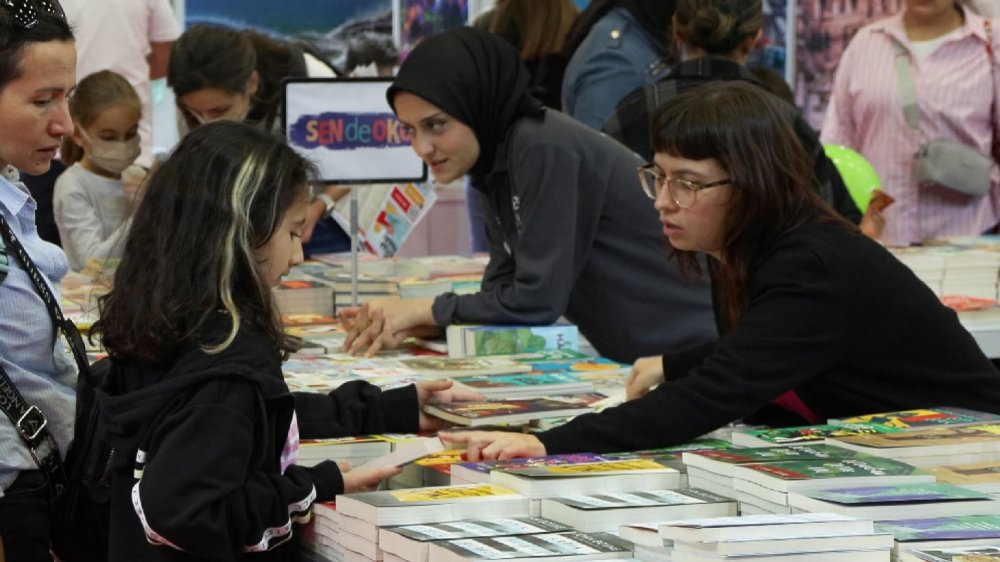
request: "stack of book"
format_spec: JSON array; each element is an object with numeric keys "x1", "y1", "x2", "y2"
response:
[
  {"x1": 876, "y1": 515, "x2": 1000, "y2": 561},
  {"x1": 488, "y1": 457, "x2": 683, "y2": 499},
  {"x1": 730, "y1": 457, "x2": 934, "y2": 515},
  {"x1": 299, "y1": 501, "x2": 342, "y2": 562},
  {"x1": 658, "y1": 513, "x2": 893, "y2": 562},
  {"x1": 890, "y1": 246, "x2": 1000, "y2": 299},
  {"x1": 333, "y1": 485, "x2": 530, "y2": 562},
  {"x1": 787, "y1": 482, "x2": 1000, "y2": 520},
  {"x1": 274, "y1": 278, "x2": 336, "y2": 316},
  {"x1": 898, "y1": 544, "x2": 1000, "y2": 562},
  {"x1": 424, "y1": 531, "x2": 632, "y2": 562},
  {"x1": 538, "y1": 488, "x2": 737, "y2": 532},
  {"x1": 827, "y1": 423, "x2": 1000, "y2": 468},
  {"x1": 929, "y1": 459, "x2": 1000, "y2": 494},
  {"x1": 681, "y1": 443, "x2": 865, "y2": 499},
  {"x1": 730, "y1": 423, "x2": 901, "y2": 447},
  {"x1": 378, "y1": 517, "x2": 571, "y2": 562},
  {"x1": 450, "y1": 453, "x2": 614, "y2": 486}
]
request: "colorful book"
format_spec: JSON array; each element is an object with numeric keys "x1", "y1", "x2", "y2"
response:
[
  {"x1": 335, "y1": 484, "x2": 529, "y2": 526},
  {"x1": 399, "y1": 357, "x2": 533, "y2": 377},
  {"x1": 446, "y1": 324, "x2": 580, "y2": 358},
  {"x1": 828, "y1": 423, "x2": 1000, "y2": 466},
  {"x1": 451, "y1": 453, "x2": 611, "y2": 485},
  {"x1": 426, "y1": 531, "x2": 632, "y2": 562},
  {"x1": 899, "y1": 545, "x2": 1000, "y2": 562},
  {"x1": 731, "y1": 423, "x2": 902, "y2": 447},
  {"x1": 490, "y1": 458, "x2": 682, "y2": 498},
  {"x1": 423, "y1": 398, "x2": 593, "y2": 427},
  {"x1": 539, "y1": 488, "x2": 737, "y2": 532},
  {"x1": 448, "y1": 372, "x2": 593, "y2": 400},
  {"x1": 731, "y1": 457, "x2": 934, "y2": 505},
  {"x1": 788, "y1": 482, "x2": 1000, "y2": 520},
  {"x1": 829, "y1": 407, "x2": 1000, "y2": 430},
  {"x1": 682, "y1": 443, "x2": 868, "y2": 477}
]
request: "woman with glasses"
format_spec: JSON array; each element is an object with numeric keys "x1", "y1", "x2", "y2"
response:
[
  {"x1": 0, "y1": 0, "x2": 77, "y2": 559},
  {"x1": 443, "y1": 81, "x2": 1000, "y2": 460},
  {"x1": 341, "y1": 27, "x2": 717, "y2": 364}
]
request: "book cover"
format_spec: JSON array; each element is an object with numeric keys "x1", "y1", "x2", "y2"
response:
[
  {"x1": 399, "y1": 357, "x2": 532, "y2": 377},
  {"x1": 903, "y1": 546, "x2": 1000, "y2": 562},
  {"x1": 732, "y1": 423, "x2": 902, "y2": 446},
  {"x1": 683, "y1": 444, "x2": 868, "y2": 476},
  {"x1": 798, "y1": 482, "x2": 991, "y2": 505},
  {"x1": 875, "y1": 515, "x2": 1000, "y2": 542},
  {"x1": 451, "y1": 453, "x2": 611, "y2": 485},
  {"x1": 829, "y1": 407, "x2": 1000, "y2": 430},
  {"x1": 830, "y1": 423, "x2": 1000, "y2": 456},
  {"x1": 381, "y1": 517, "x2": 571, "y2": 543},
  {"x1": 658, "y1": 513, "x2": 875, "y2": 542},
  {"x1": 496, "y1": 458, "x2": 676, "y2": 478},
  {"x1": 732, "y1": 457, "x2": 933, "y2": 491},
  {"x1": 336, "y1": 484, "x2": 530, "y2": 527},
  {"x1": 423, "y1": 398, "x2": 592, "y2": 427},
  {"x1": 929, "y1": 460, "x2": 1000, "y2": 489},
  {"x1": 427, "y1": 531, "x2": 632, "y2": 562},
  {"x1": 547, "y1": 488, "x2": 733, "y2": 510},
  {"x1": 448, "y1": 373, "x2": 593, "y2": 399},
  {"x1": 446, "y1": 324, "x2": 580, "y2": 358},
  {"x1": 540, "y1": 490, "x2": 737, "y2": 533}
]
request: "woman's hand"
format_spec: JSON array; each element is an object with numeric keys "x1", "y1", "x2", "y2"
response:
[
  {"x1": 415, "y1": 379, "x2": 484, "y2": 432},
  {"x1": 439, "y1": 431, "x2": 546, "y2": 462},
  {"x1": 859, "y1": 207, "x2": 886, "y2": 239},
  {"x1": 340, "y1": 298, "x2": 437, "y2": 356},
  {"x1": 626, "y1": 355, "x2": 665, "y2": 401}
]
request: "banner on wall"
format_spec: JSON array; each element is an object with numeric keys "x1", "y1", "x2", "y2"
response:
[{"x1": 282, "y1": 78, "x2": 426, "y2": 183}]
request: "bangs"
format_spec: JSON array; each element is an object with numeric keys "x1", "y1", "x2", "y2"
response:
[{"x1": 651, "y1": 92, "x2": 735, "y2": 164}]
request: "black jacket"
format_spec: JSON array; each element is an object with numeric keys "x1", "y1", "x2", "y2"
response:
[
  {"x1": 602, "y1": 58, "x2": 863, "y2": 224},
  {"x1": 538, "y1": 220, "x2": 1000, "y2": 454},
  {"x1": 101, "y1": 314, "x2": 418, "y2": 561}
]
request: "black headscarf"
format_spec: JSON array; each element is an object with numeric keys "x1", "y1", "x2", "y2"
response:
[
  {"x1": 387, "y1": 27, "x2": 543, "y2": 178},
  {"x1": 562, "y1": 0, "x2": 677, "y2": 58}
]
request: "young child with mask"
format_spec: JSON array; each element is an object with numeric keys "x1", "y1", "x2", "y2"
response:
[{"x1": 55, "y1": 69, "x2": 143, "y2": 271}]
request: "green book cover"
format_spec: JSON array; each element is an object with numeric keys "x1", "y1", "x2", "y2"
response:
[
  {"x1": 688, "y1": 443, "x2": 866, "y2": 465},
  {"x1": 801, "y1": 482, "x2": 990, "y2": 505},
  {"x1": 742, "y1": 457, "x2": 927, "y2": 482},
  {"x1": 735, "y1": 423, "x2": 902, "y2": 445}
]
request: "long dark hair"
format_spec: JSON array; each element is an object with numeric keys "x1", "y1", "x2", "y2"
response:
[
  {"x1": 167, "y1": 25, "x2": 301, "y2": 132},
  {"x1": 93, "y1": 121, "x2": 313, "y2": 362},
  {"x1": 0, "y1": 0, "x2": 73, "y2": 93},
  {"x1": 651, "y1": 81, "x2": 854, "y2": 330}
]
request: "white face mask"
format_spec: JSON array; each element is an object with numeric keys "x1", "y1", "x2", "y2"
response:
[{"x1": 81, "y1": 130, "x2": 141, "y2": 175}]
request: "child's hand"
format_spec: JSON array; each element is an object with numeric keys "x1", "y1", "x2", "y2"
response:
[
  {"x1": 340, "y1": 464, "x2": 401, "y2": 493},
  {"x1": 439, "y1": 431, "x2": 546, "y2": 462},
  {"x1": 415, "y1": 379, "x2": 484, "y2": 431}
]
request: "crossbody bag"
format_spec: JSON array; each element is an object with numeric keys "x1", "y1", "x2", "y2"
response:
[{"x1": 890, "y1": 19, "x2": 997, "y2": 197}]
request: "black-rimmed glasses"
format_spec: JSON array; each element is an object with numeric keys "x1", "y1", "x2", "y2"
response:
[
  {"x1": 3, "y1": 0, "x2": 66, "y2": 29},
  {"x1": 637, "y1": 164, "x2": 732, "y2": 209}
]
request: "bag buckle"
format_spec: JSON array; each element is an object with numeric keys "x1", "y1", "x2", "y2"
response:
[{"x1": 16, "y1": 404, "x2": 47, "y2": 444}]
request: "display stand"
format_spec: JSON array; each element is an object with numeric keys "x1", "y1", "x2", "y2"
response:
[{"x1": 282, "y1": 77, "x2": 427, "y2": 308}]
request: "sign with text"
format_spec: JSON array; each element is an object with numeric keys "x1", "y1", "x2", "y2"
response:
[{"x1": 282, "y1": 78, "x2": 426, "y2": 183}]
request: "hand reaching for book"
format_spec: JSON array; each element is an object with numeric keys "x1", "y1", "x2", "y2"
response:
[
  {"x1": 626, "y1": 355, "x2": 665, "y2": 401},
  {"x1": 439, "y1": 431, "x2": 546, "y2": 461},
  {"x1": 338, "y1": 460, "x2": 402, "y2": 493},
  {"x1": 416, "y1": 379, "x2": 485, "y2": 431}
]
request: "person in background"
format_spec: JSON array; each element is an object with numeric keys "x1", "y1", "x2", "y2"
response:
[
  {"x1": 822, "y1": 0, "x2": 1000, "y2": 245},
  {"x1": 168, "y1": 23, "x2": 350, "y2": 255},
  {"x1": 442, "y1": 81, "x2": 1000, "y2": 460},
  {"x1": 345, "y1": 31, "x2": 400, "y2": 77},
  {"x1": 61, "y1": 0, "x2": 179, "y2": 169},
  {"x1": 0, "y1": 1, "x2": 77, "y2": 559},
  {"x1": 341, "y1": 27, "x2": 716, "y2": 364},
  {"x1": 92, "y1": 121, "x2": 477, "y2": 561},
  {"x1": 54, "y1": 70, "x2": 141, "y2": 271},
  {"x1": 561, "y1": 0, "x2": 677, "y2": 129},
  {"x1": 466, "y1": 0, "x2": 579, "y2": 252},
  {"x1": 602, "y1": 0, "x2": 863, "y2": 230}
]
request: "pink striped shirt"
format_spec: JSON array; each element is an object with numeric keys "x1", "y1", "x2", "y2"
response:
[{"x1": 822, "y1": 6, "x2": 1000, "y2": 245}]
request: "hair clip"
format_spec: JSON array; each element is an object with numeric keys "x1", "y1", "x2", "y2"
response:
[{"x1": 2, "y1": 0, "x2": 65, "y2": 29}]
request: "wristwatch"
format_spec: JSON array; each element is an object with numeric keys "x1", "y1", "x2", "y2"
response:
[{"x1": 314, "y1": 193, "x2": 336, "y2": 216}]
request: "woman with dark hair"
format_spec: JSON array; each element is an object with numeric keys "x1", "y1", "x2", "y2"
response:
[
  {"x1": 342, "y1": 27, "x2": 717, "y2": 365},
  {"x1": 0, "y1": 1, "x2": 77, "y2": 558},
  {"x1": 168, "y1": 24, "x2": 350, "y2": 255},
  {"x1": 443, "y1": 81, "x2": 1000, "y2": 460},
  {"x1": 92, "y1": 121, "x2": 475, "y2": 561},
  {"x1": 603, "y1": 0, "x2": 864, "y2": 235}
]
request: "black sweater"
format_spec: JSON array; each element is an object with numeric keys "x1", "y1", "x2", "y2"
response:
[
  {"x1": 538, "y1": 220, "x2": 1000, "y2": 454},
  {"x1": 101, "y1": 315, "x2": 419, "y2": 561}
]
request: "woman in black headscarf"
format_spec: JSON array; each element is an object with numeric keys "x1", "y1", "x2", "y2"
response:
[
  {"x1": 341, "y1": 27, "x2": 716, "y2": 366},
  {"x1": 560, "y1": 0, "x2": 677, "y2": 129}
]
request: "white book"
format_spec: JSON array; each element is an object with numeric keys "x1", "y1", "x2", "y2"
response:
[
  {"x1": 669, "y1": 548, "x2": 890, "y2": 562},
  {"x1": 359, "y1": 437, "x2": 445, "y2": 470},
  {"x1": 338, "y1": 529, "x2": 383, "y2": 560},
  {"x1": 539, "y1": 489, "x2": 737, "y2": 532},
  {"x1": 672, "y1": 532, "x2": 894, "y2": 557},
  {"x1": 336, "y1": 484, "x2": 530, "y2": 527},
  {"x1": 426, "y1": 532, "x2": 632, "y2": 562},
  {"x1": 379, "y1": 518, "x2": 572, "y2": 562},
  {"x1": 658, "y1": 513, "x2": 875, "y2": 543},
  {"x1": 490, "y1": 459, "x2": 681, "y2": 498}
]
